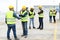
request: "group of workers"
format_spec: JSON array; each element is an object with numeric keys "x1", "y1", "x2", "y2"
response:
[
  {"x1": 5, "y1": 5, "x2": 57, "y2": 40},
  {"x1": 49, "y1": 9, "x2": 57, "y2": 23}
]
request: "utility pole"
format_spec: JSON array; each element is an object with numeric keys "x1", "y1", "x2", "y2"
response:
[
  {"x1": 16, "y1": 0, "x2": 18, "y2": 13},
  {"x1": 59, "y1": 3, "x2": 60, "y2": 20}
]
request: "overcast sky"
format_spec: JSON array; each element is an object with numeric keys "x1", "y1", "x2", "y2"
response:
[{"x1": 0, "y1": 0, "x2": 60, "y2": 12}]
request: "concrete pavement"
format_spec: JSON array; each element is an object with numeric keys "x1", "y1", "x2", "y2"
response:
[{"x1": 0, "y1": 20, "x2": 60, "y2": 40}]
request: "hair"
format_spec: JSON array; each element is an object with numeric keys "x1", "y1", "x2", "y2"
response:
[{"x1": 9, "y1": 8, "x2": 14, "y2": 11}]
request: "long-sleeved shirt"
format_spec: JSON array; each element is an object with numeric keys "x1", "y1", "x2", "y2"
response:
[
  {"x1": 19, "y1": 11, "x2": 28, "y2": 17},
  {"x1": 38, "y1": 10, "x2": 43, "y2": 14},
  {"x1": 13, "y1": 12, "x2": 20, "y2": 19},
  {"x1": 29, "y1": 12, "x2": 35, "y2": 16}
]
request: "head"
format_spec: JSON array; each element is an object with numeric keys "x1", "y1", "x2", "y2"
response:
[
  {"x1": 9, "y1": 8, "x2": 14, "y2": 11},
  {"x1": 9, "y1": 5, "x2": 14, "y2": 11},
  {"x1": 39, "y1": 8, "x2": 42, "y2": 10},
  {"x1": 38, "y1": 5, "x2": 42, "y2": 10},
  {"x1": 30, "y1": 8, "x2": 34, "y2": 12},
  {"x1": 22, "y1": 6, "x2": 26, "y2": 11}
]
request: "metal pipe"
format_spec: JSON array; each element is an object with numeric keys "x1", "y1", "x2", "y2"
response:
[
  {"x1": 59, "y1": 3, "x2": 60, "y2": 20},
  {"x1": 16, "y1": 0, "x2": 18, "y2": 13}
]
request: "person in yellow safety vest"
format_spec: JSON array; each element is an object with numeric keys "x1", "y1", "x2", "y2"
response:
[
  {"x1": 52, "y1": 9, "x2": 57, "y2": 23},
  {"x1": 5, "y1": 5, "x2": 20, "y2": 40},
  {"x1": 29, "y1": 8, "x2": 35, "y2": 29},
  {"x1": 49, "y1": 9, "x2": 53, "y2": 23},
  {"x1": 19, "y1": 6, "x2": 28, "y2": 38},
  {"x1": 37, "y1": 6, "x2": 44, "y2": 30}
]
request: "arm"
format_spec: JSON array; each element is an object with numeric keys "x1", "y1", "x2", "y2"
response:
[
  {"x1": 29, "y1": 12, "x2": 32, "y2": 16},
  {"x1": 20, "y1": 12, "x2": 27, "y2": 17},
  {"x1": 38, "y1": 10, "x2": 43, "y2": 15},
  {"x1": 13, "y1": 12, "x2": 20, "y2": 19},
  {"x1": 55, "y1": 11, "x2": 57, "y2": 15},
  {"x1": 22, "y1": 12, "x2": 27, "y2": 17},
  {"x1": 38, "y1": 12, "x2": 40, "y2": 14},
  {"x1": 40, "y1": 10, "x2": 43, "y2": 13}
]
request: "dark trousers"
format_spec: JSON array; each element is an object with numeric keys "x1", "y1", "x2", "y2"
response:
[
  {"x1": 7, "y1": 24, "x2": 17, "y2": 39},
  {"x1": 39, "y1": 18, "x2": 43, "y2": 29},
  {"x1": 53, "y1": 16, "x2": 56, "y2": 23},
  {"x1": 49, "y1": 16, "x2": 52, "y2": 23},
  {"x1": 21, "y1": 22, "x2": 28, "y2": 35}
]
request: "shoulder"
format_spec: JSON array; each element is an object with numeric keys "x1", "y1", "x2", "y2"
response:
[{"x1": 6, "y1": 11, "x2": 10, "y2": 14}]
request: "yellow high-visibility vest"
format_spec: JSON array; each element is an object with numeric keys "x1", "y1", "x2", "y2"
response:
[
  {"x1": 29, "y1": 11, "x2": 34, "y2": 18},
  {"x1": 49, "y1": 11, "x2": 53, "y2": 16},
  {"x1": 52, "y1": 11, "x2": 56, "y2": 16},
  {"x1": 6, "y1": 11, "x2": 16, "y2": 24},
  {"x1": 20, "y1": 11, "x2": 28, "y2": 22},
  {"x1": 39, "y1": 13, "x2": 44, "y2": 18}
]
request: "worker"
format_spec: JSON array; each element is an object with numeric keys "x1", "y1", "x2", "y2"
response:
[
  {"x1": 37, "y1": 5, "x2": 44, "y2": 30},
  {"x1": 29, "y1": 7, "x2": 35, "y2": 29},
  {"x1": 52, "y1": 9, "x2": 57, "y2": 23},
  {"x1": 49, "y1": 9, "x2": 53, "y2": 23},
  {"x1": 19, "y1": 6, "x2": 28, "y2": 38},
  {"x1": 26, "y1": 7, "x2": 29, "y2": 14},
  {"x1": 5, "y1": 5, "x2": 20, "y2": 40}
]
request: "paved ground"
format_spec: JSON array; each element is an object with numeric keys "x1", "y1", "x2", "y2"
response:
[{"x1": 0, "y1": 19, "x2": 60, "y2": 40}]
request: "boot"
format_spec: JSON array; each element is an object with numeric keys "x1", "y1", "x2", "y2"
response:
[
  {"x1": 33, "y1": 27, "x2": 35, "y2": 29},
  {"x1": 40, "y1": 28, "x2": 43, "y2": 30},
  {"x1": 21, "y1": 35, "x2": 25, "y2": 37},
  {"x1": 29, "y1": 26, "x2": 31, "y2": 29},
  {"x1": 15, "y1": 38, "x2": 19, "y2": 40},
  {"x1": 37, "y1": 27, "x2": 40, "y2": 29},
  {"x1": 24, "y1": 35, "x2": 27, "y2": 38}
]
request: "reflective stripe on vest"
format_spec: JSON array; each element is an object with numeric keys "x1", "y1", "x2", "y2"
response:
[
  {"x1": 49, "y1": 12, "x2": 53, "y2": 16},
  {"x1": 6, "y1": 11, "x2": 16, "y2": 24},
  {"x1": 52, "y1": 11, "x2": 56, "y2": 16},
  {"x1": 39, "y1": 13, "x2": 44, "y2": 18},
  {"x1": 20, "y1": 11, "x2": 28, "y2": 22},
  {"x1": 29, "y1": 11, "x2": 34, "y2": 18}
]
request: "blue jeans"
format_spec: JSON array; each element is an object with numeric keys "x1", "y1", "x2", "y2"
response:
[
  {"x1": 29, "y1": 18, "x2": 34, "y2": 27},
  {"x1": 39, "y1": 18, "x2": 43, "y2": 29},
  {"x1": 49, "y1": 16, "x2": 52, "y2": 23},
  {"x1": 22, "y1": 22, "x2": 28, "y2": 35},
  {"x1": 7, "y1": 24, "x2": 17, "y2": 39}
]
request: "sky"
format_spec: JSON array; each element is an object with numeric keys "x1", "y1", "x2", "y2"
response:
[{"x1": 0, "y1": 0, "x2": 60, "y2": 12}]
